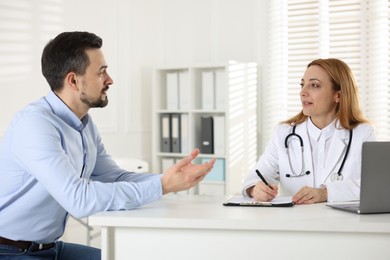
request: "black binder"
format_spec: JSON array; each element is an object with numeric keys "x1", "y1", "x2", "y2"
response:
[
  {"x1": 161, "y1": 114, "x2": 172, "y2": 152},
  {"x1": 200, "y1": 116, "x2": 214, "y2": 154},
  {"x1": 171, "y1": 113, "x2": 181, "y2": 153}
]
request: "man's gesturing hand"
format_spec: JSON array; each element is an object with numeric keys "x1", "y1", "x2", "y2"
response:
[{"x1": 161, "y1": 148, "x2": 216, "y2": 194}]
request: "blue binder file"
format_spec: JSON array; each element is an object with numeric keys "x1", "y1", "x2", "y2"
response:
[{"x1": 202, "y1": 158, "x2": 225, "y2": 181}]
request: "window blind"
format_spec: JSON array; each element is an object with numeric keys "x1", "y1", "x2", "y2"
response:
[
  {"x1": 263, "y1": 0, "x2": 390, "y2": 151},
  {"x1": 0, "y1": 0, "x2": 33, "y2": 81},
  {"x1": 0, "y1": 0, "x2": 63, "y2": 82},
  {"x1": 365, "y1": 0, "x2": 390, "y2": 140}
]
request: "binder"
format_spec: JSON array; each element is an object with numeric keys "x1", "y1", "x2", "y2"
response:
[
  {"x1": 161, "y1": 114, "x2": 172, "y2": 152},
  {"x1": 202, "y1": 158, "x2": 225, "y2": 181},
  {"x1": 180, "y1": 113, "x2": 189, "y2": 154},
  {"x1": 178, "y1": 71, "x2": 190, "y2": 110},
  {"x1": 201, "y1": 71, "x2": 215, "y2": 110},
  {"x1": 199, "y1": 157, "x2": 225, "y2": 196},
  {"x1": 171, "y1": 113, "x2": 181, "y2": 153},
  {"x1": 213, "y1": 116, "x2": 225, "y2": 155},
  {"x1": 166, "y1": 72, "x2": 179, "y2": 110},
  {"x1": 200, "y1": 116, "x2": 214, "y2": 154},
  {"x1": 215, "y1": 70, "x2": 226, "y2": 110}
]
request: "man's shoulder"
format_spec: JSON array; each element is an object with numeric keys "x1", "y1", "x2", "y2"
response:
[
  {"x1": 17, "y1": 98, "x2": 52, "y2": 118},
  {"x1": 10, "y1": 98, "x2": 55, "y2": 129}
]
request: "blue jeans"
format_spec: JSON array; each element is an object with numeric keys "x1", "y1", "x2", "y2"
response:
[{"x1": 0, "y1": 241, "x2": 100, "y2": 260}]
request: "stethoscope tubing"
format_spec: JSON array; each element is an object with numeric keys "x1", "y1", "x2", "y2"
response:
[{"x1": 285, "y1": 124, "x2": 353, "y2": 180}]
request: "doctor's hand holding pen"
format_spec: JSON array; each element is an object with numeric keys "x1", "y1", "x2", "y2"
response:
[
  {"x1": 161, "y1": 148, "x2": 216, "y2": 194},
  {"x1": 247, "y1": 170, "x2": 279, "y2": 202}
]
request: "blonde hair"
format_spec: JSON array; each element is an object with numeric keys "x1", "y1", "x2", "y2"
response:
[{"x1": 282, "y1": 58, "x2": 369, "y2": 129}]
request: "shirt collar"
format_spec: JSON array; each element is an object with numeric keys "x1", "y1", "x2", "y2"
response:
[
  {"x1": 307, "y1": 117, "x2": 336, "y2": 142},
  {"x1": 44, "y1": 91, "x2": 89, "y2": 131}
]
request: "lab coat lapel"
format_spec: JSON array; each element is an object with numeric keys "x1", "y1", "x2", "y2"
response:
[{"x1": 323, "y1": 129, "x2": 349, "y2": 182}]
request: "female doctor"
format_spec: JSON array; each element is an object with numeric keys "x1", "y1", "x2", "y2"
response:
[{"x1": 242, "y1": 58, "x2": 376, "y2": 204}]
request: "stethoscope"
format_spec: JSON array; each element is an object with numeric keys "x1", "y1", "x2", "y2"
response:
[{"x1": 284, "y1": 124, "x2": 353, "y2": 182}]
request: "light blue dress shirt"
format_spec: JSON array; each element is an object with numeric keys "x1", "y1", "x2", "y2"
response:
[{"x1": 0, "y1": 91, "x2": 163, "y2": 243}]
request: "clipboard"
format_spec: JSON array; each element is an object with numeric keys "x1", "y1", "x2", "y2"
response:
[{"x1": 223, "y1": 195, "x2": 294, "y2": 207}]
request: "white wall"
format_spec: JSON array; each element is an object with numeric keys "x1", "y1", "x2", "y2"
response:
[{"x1": 0, "y1": 0, "x2": 268, "y2": 168}]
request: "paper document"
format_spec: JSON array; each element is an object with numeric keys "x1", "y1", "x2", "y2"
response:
[{"x1": 223, "y1": 195, "x2": 294, "y2": 207}]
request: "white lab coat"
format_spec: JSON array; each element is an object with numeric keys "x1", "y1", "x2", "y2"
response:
[{"x1": 242, "y1": 119, "x2": 376, "y2": 202}]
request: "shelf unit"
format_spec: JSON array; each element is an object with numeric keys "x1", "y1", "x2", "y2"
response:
[{"x1": 152, "y1": 61, "x2": 258, "y2": 195}]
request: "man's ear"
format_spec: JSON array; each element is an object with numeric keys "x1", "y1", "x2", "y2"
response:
[{"x1": 66, "y1": 73, "x2": 78, "y2": 90}]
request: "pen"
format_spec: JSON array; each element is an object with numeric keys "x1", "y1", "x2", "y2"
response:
[{"x1": 256, "y1": 169, "x2": 274, "y2": 190}]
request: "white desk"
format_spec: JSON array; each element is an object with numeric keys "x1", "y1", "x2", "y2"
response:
[{"x1": 89, "y1": 195, "x2": 390, "y2": 260}]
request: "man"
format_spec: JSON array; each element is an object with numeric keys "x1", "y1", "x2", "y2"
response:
[{"x1": 0, "y1": 31, "x2": 215, "y2": 259}]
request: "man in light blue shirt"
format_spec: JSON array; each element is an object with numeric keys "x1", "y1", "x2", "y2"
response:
[{"x1": 0, "y1": 31, "x2": 215, "y2": 259}]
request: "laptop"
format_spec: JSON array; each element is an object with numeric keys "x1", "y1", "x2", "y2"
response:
[{"x1": 326, "y1": 141, "x2": 390, "y2": 214}]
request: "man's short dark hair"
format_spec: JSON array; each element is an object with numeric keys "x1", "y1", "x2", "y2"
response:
[{"x1": 41, "y1": 31, "x2": 103, "y2": 92}]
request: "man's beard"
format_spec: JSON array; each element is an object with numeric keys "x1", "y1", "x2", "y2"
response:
[{"x1": 80, "y1": 90, "x2": 109, "y2": 108}]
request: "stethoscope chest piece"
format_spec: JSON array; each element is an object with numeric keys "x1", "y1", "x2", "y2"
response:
[{"x1": 330, "y1": 173, "x2": 343, "y2": 182}]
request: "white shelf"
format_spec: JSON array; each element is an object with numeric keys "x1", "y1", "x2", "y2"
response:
[{"x1": 152, "y1": 61, "x2": 258, "y2": 195}]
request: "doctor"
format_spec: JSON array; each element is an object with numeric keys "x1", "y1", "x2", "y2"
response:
[{"x1": 242, "y1": 58, "x2": 376, "y2": 204}]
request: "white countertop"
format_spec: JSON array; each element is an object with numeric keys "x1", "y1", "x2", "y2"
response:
[{"x1": 89, "y1": 194, "x2": 390, "y2": 234}]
